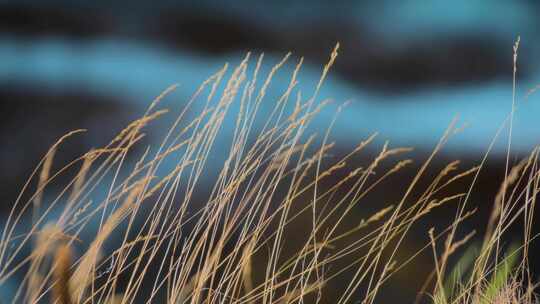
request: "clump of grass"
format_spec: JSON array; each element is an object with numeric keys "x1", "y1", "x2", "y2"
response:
[
  {"x1": 429, "y1": 158, "x2": 540, "y2": 304},
  {"x1": 424, "y1": 37, "x2": 538, "y2": 304},
  {"x1": 0, "y1": 43, "x2": 537, "y2": 303}
]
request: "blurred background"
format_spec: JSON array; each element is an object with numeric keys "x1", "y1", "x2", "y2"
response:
[{"x1": 1, "y1": 0, "x2": 540, "y2": 302}]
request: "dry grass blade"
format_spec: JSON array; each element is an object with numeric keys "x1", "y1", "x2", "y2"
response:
[{"x1": 53, "y1": 244, "x2": 73, "y2": 304}]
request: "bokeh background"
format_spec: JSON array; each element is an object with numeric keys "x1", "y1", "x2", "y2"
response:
[{"x1": 1, "y1": 1, "x2": 540, "y2": 302}]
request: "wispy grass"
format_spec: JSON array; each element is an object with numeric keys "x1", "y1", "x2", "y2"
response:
[
  {"x1": 0, "y1": 43, "x2": 537, "y2": 303},
  {"x1": 428, "y1": 37, "x2": 538, "y2": 304}
]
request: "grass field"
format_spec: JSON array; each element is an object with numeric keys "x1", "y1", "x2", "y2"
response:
[{"x1": 0, "y1": 43, "x2": 537, "y2": 303}]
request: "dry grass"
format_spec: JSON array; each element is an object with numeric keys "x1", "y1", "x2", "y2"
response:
[{"x1": 0, "y1": 43, "x2": 538, "y2": 303}]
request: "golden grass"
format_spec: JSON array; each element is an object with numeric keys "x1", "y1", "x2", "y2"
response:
[{"x1": 0, "y1": 43, "x2": 537, "y2": 303}]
